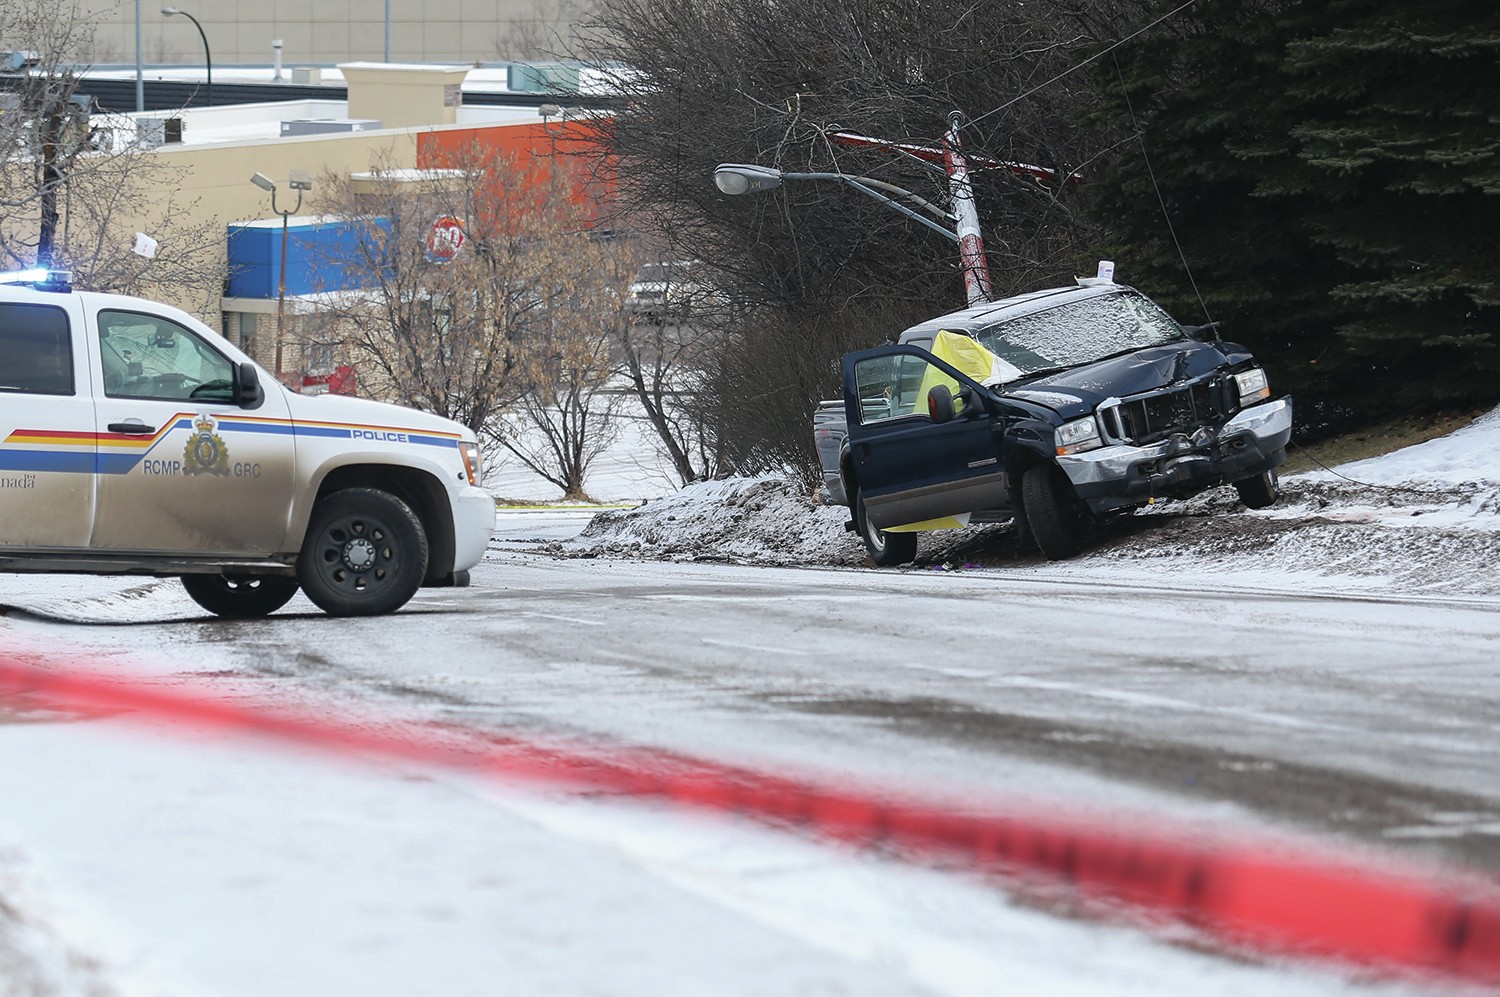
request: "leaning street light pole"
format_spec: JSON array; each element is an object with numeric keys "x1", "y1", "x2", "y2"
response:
[
  {"x1": 161, "y1": 7, "x2": 212, "y2": 108},
  {"x1": 250, "y1": 170, "x2": 313, "y2": 378},
  {"x1": 939, "y1": 111, "x2": 993, "y2": 306},
  {"x1": 728, "y1": 111, "x2": 1085, "y2": 307}
]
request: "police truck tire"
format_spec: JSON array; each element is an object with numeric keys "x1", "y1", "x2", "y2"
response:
[
  {"x1": 181, "y1": 574, "x2": 299, "y2": 618},
  {"x1": 297, "y1": 488, "x2": 429, "y2": 616},
  {"x1": 1234, "y1": 468, "x2": 1280, "y2": 509},
  {"x1": 854, "y1": 488, "x2": 918, "y2": 567},
  {"x1": 1022, "y1": 465, "x2": 1091, "y2": 560}
]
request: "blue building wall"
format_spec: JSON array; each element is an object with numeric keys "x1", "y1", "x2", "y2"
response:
[{"x1": 226, "y1": 217, "x2": 392, "y2": 299}]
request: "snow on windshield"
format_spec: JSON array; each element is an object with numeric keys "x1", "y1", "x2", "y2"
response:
[{"x1": 975, "y1": 291, "x2": 1183, "y2": 376}]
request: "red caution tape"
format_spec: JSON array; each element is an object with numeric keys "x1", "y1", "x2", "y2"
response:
[{"x1": 1, "y1": 654, "x2": 1497, "y2": 984}]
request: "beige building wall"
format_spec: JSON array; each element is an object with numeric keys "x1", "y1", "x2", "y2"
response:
[{"x1": 91, "y1": 0, "x2": 576, "y2": 67}]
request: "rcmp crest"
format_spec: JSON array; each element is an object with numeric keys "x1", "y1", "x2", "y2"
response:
[{"x1": 183, "y1": 414, "x2": 230, "y2": 475}]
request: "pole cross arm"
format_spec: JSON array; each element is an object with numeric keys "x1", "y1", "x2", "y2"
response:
[{"x1": 824, "y1": 129, "x2": 1084, "y2": 185}]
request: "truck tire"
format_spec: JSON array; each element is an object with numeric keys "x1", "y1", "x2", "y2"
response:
[
  {"x1": 181, "y1": 574, "x2": 299, "y2": 618},
  {"x1": 1234, "y1": 468, "x2": 1280, "y2": 509},
  {"x1": 297, "y1": 488, "x2": 429, "y2": 616},
  {"x1": 1022, "y1": 465, "x2": 1092, "y2": 560},
  {"x1": 853, "y1": 488, "x2": 918, "y2": 567}
]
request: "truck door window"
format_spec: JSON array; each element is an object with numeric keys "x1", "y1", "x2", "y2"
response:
[
  {"x1": 854, "y1": 354, "x2": 939, "y2": 424},
  {"x1": 0, "y1": 303, "x2": 74, "y2": 395},
  {"x1": 98, "y1": 310, "x2": 235, "y2": 402}
]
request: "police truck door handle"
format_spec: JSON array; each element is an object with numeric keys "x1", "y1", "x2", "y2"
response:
[{"x1": 108, "y1": 422, "x2": 156, "y2": 435}]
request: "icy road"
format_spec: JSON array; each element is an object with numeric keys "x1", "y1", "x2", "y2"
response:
[{"x1": 1, "y1": 502, "x2": 1497, "y2": 995}]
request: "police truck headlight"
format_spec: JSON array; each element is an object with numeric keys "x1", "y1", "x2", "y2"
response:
[
  {"x1": 459, "y1": 442, "x2": 483, "y2": 486},
  {"x1": 1232, "y1": 367, "x2": 1271, "y2": 406},
  {"x1": 1055, "y1": 416, "x2": 1103, "y2": 456}
]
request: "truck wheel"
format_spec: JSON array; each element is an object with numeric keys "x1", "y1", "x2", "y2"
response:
[
  {"x1": 181, "y1": 574, "x2": 299, "y2": 618},
  {"x1": 853, "y1": 488, "x2": 918, "y2": 566},
  {"x1": 297, "y1": 488, "x2": 429, "y2": 616},
  {"x1": 1234, "y1": 469, "x2": 1280, "y2": 509},
  {"x1": 1022, "y1": 465, "x2": 1092, "y2": 560}
]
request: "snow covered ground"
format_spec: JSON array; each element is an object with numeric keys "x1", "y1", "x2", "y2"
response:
[
  {"x1": 3, "y1": 408, "x2": 1500, "y2": 995},
  {"x1": 563, "y1": 405, "x2": 1500, "y2": 599}
]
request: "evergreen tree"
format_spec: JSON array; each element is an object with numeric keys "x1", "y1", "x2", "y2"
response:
[
  {"x1": 1269, "y1": 0, "x2": 1500, "y2": 411},
  {"x1": 1087, "y1": 0, "x2": 1500, "y2": 432}
]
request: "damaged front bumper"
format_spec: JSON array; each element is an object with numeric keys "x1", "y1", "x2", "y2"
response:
[{"x1": 1056, "y1": 397, "x2": 1293, "y2": 512}]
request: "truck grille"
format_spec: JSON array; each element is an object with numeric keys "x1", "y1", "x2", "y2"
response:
[{"x1": 1101, "y1": 376, "x2": 1233, "y2": 445}]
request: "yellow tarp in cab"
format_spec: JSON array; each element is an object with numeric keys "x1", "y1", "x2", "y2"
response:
[{"x1": 913, "y1": 330, "x2": 1007, "y2": 417}]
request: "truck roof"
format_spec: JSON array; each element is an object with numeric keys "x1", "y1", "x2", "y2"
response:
[{"x1": 897, "y1": 282, "x2": 1132, "y2": 343}]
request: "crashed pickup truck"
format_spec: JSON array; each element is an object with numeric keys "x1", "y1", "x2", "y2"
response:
[{"x1": 819, "y1": 279, "x2": 1293, "y2": 563}]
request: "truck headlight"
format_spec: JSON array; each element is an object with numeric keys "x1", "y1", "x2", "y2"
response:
[
  {"x1": 1232, "y1": 367, "x2": 1271, "y2": 406},
  {"x1": 459, "y1": 441, "x2": 483, "y2": 486},
  {"x1": 1055, "y1": 416, "x2": 1102, "y2": 456}
]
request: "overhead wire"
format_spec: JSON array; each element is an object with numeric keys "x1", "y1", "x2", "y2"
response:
[{"x1": 968, "y1": 0, "x2": 1203, "y2": 128}]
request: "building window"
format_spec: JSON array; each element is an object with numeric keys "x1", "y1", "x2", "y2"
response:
[{"x1": 237, "y1": 312, "x2": 258, "y2": 353}]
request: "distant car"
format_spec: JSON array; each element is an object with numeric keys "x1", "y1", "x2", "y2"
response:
[
  {"x1": 819, "y1": 279, "x2": 1292, "y2": 563},
  {"x1": 626, "y1": 261, "x2": 718, "y2": 322}
]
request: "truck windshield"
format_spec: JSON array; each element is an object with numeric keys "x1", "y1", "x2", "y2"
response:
[{"x1": 973, "y1": 291, "x2": 1184, "y2": 378}]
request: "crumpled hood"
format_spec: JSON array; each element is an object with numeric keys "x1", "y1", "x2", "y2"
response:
[{"x1": 1001, "y1": 340, "x2": 1229, "y2": 420}]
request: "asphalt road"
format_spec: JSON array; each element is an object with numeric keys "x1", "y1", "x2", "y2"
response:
[{"x1": 9, "y1": 516, "x2": 1498, "y2": 877}]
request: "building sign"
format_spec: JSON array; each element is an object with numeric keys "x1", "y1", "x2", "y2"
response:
[{"x1": 425, "y1": 215, "x2": 466, "y2": 264}]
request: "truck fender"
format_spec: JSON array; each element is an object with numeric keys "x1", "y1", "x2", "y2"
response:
[
  {"x1": 288, "y1": 453, "x2": 459, "y2": 576},
  {"x1": 1000, "y1": 418, "x2": 1057, "y2": 477}
]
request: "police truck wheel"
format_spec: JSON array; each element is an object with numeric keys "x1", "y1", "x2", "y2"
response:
[
  {"x1": 297, "y1": 488, "x2": 429, "y2": 616},
  {"x1": 1022, "y1": 465, "x2": 1092, "y2": 560},
  {"x1": 854, "y1": 488, "x2": 918, "y2": 567},
  {"x1": 181, "y1": 574, "x2": 299, "y2": 618},
  {"x1": 1234, "y1": 468, "x2": 1280, "y2": 509}
]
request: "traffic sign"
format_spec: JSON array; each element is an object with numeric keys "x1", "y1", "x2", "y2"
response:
[{"x1": 425, "y1": 215, "x2": 466, "y2": 263}]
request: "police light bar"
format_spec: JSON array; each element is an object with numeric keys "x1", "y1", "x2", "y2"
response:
[{"x1": 0, "y1": 268, "x2": 72, "y2": 291}]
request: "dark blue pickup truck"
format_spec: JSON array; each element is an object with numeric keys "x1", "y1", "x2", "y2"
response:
[{"x1": 824, "y1": 280, "x2": 1293, "y2": 563}]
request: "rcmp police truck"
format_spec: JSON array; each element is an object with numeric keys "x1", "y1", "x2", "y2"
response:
[{"x1": 0, "y1": 271, "x2": 495, "y2": 617}]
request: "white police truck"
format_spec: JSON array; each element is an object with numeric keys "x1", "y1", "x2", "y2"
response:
[{"x1": 0, "y1": 271, "x2": 495, "y2": 617}]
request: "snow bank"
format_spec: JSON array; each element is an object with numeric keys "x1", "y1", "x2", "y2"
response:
[
  {"x1": 558, "y1": 405, "x2": 1500, "y2": 596},
  {"x1": 566, "y1": 476, "x2": 863, "y2": 565}
]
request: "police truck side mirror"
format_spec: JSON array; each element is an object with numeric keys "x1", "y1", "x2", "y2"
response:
[{"x1": 236, "y1": 362, "x2": 263, "y2": 407}]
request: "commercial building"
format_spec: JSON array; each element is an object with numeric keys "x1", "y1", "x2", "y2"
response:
[
  {"x1": 81, "y1": 62, "x2": 605, "y2": 389},
  {"x1": 91, "y1": 0, "x2": 574, "y2": 67}
]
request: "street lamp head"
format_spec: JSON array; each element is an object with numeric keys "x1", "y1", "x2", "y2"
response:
[
  {"x1": 714, "y1": 163, "x2": 783, "y2": 196},
  {"x1": 161, "y1": 7, "x2": 179, "y2": 15},
  {"x1": 288, "y1": 169, "x2": 313, "y2": 192},
  {"x1": 249, "y1": 172, "x2": 276, "y2": 193}
]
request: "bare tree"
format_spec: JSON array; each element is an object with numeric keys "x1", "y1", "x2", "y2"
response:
[
  {"x1": 303, "y1": 146, "x2": 539, "y2": 435},
  {"x1": 304, "y1": 141, "x2": 639, "y2": 500},
  {"x1": 576, "y1": 0, "x2": 1114, "y2": 477},
  {"x1": 613, "y1": 249, "x2": 727, "y2": 485},
  {"x1": 0, "y1": 0, "x2": 226, "y2": 306},
  {"x1": 495, "y1": 196, "x2": 637, "y2": 501}
]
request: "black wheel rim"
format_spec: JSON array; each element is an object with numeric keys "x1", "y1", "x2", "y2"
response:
[{"x1": 307, "y1": 512, "x2": 404, "y2": 600}]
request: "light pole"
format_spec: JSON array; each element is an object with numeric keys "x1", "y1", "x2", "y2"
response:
[
  {"x1": 161, "y1": 7, "x2": 211, "y2": 108},
  {"x1": 714, "y1": 163, "x2": 961, "y2": 243},
  {"x1": 134, "y1": 0, "x2": 143, "y2": 112},
  {"x1": 250, "y1": 170, "x2": 313, "y2": 377}
]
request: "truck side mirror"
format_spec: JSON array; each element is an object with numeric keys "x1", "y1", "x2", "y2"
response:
[
  {"x1": 236, "y1": 361, "x2": 263, "y2": 407},
  {"x1": 927, "y1": 384, "x2": 955, "y2": 424}
]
